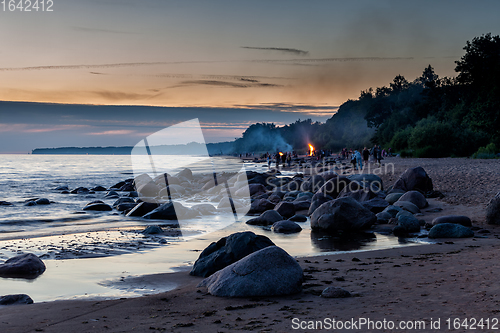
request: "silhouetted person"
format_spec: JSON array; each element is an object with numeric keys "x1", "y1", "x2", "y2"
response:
[{"x1": 362, "y1": 147, "x2": 370, "y2": 164}]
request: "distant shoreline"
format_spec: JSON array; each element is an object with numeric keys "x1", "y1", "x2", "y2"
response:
[
  {"x1": 32, "y1": 146, "x2": 134, "y2": 155},
  {"x1": 31, "y1": 142, "x2": 236, "y2": 155}
]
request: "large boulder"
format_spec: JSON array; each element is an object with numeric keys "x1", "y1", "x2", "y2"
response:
[
  {"x1": 338, "y1": 187, "x2": 378, "y2": 202},
  {"x1": 35, "y1": 198, "x2": 50, "y2": 205},
  {"x1": 134, "y1": 174, "x2": 160, "y2": 197},
  {"x1": 394, "y1": 201, "x2": 420, "y2": 214},
  {"x1": 393, "y1": 167, "x2": 433, "y2": 193},
  {"x1": 283, "y1": 191, "x2": 301, "y2": 200},
  {"x1": 110, "y1": 180, "x2": 127, "y2": 189},
  {"x1": 278, "y1": 179, "x2": 302, "y2": 192},
  {"x1": 396, "y1": 210, "x2": 413, "y2": 219},
  {"x1": 104, "y1": 190, "x2": 120, "y2": 198},
  {"x1": 82, "y1": 202, "x2": 112, "y2": 211},
  {"x1": 293, "y1": 200, "x2": 311, "y2": 211},
  {"x1": 247, "y1": 199, "x2": 275, "y2": 215},
  {"x1": 382, "y1": 205, "x2": 402, "y2": 218},
  {"x1": 125, "y1": 202, "x2": 159, "y2": 217},
  {"x1": 190, "y1": 231, "x2": 275, "y2": 277},
  {"x1": 347, "y1": 174, "x2": 384, "y2": 191},
  {"x1": 272, "y1": 220, "x2": 302, "y2": 234},
  {"x1": 70, "y1": 187, "x2": 89, "y2": 194},
  {"x1": 116, "y1": 203, "x2": 136, "y2": 212},
  {"x1": 397, "y1": 215, "x2": 421, "y2": 233},
  {"x1": 159, "y1": 184, "x2": 186, "y2": 197},
  {"x1": 198, "y1": 246, "x2": 303, "y2": 297},
  {"x1": 397, "y1": 191, "x2": 428, "y2": 209},
  {"x1": 289, "y1": 214, "x2": 308, "y2": 222},
  {"x1": 136, "y1": 181, "x2": 161, "y2": 197},
  {"x1": 112, "y1": 197, "x2": 135, "y2": 207},
  {"x1": 175, "y1": 168, "x2": 193, "y2": 180},
  {"x1": 376, "y1": 211, "x2": 392, "y2": 224},
  {"x1": 91, "y1": 185, "x2": 107, "y2": 192},
  {"x1": 316, "y1": 176, "x2": 352, "y2": 198},
  {"x1": 487, "y1": 191, "x2": 500, "y2": 225},
  {"x1": 0, "y1": 253, "x2": 46, "y2": 279},
  {"x1": 296, "y1": 192, "x2": 314, "y2": 201},
  {"x1": 0, "y1": 294, "x2": 34, "y2": 305},
  {"x1": 274, "y1": 201, "x2": 296, "y2": 218},
  {"x1": 310, "y1": 197, "x2": 376, "y2": 233},
  {"x1": 300, "y1": 175, "x2": 325, "y2": 193},
  {"x1": 428, "y1": 223, "x2": 474, "y2": 238},
  {"x1": 308, "y1": 192, "x2": 334, "y2": 216},
  {"x1": 431, "y1": 215, "x2": 472, "y2": 227},
  {"x1": 118, "y1": 182, "x2": 136, "y2": 192},
  {"x1": 244, "y1": 184, "x2": 267, "y2": 197},
  {"x1": 268, "y1": 194, "x2": 281, "y2": 204},
  {"x1": 362, "y1": 197, "x2": 389, "y2": 213},
  {"x1": 318, "y1": 170, "x2": 339, "y2": 181},
  {"x1": 246, "y1": 210, "x2": 283, "y2": 226},
  {"x1": 385, "y1": 193, "x2": 404, "y2": 205},
  {"x1": 247, "y1": 173, "x2": 271, "y2": 186},
  {"x1": 141, "y1": 225, "x2": 164, "y2": 235},
  {"x1": 191, "y1": 203, "x2": 217, "y2": 215},
  {"x1": 143, "y1": 202, "x2": 190, "y2": 220},
  {"x1": 217, "y1": 197, "x2": 246, "y2": 211}
]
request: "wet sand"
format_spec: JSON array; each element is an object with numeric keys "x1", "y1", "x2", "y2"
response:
[
  {"x1": 2, "y1": 233, "x2": 500, "y2": 332},
  {"x1": 1, "y1": 157, "x2": 499, "y2": 332}
]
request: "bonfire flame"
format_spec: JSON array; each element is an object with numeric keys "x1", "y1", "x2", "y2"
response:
[{"x1": 308, "y1": 144, "x2": 314, "y2": 156}]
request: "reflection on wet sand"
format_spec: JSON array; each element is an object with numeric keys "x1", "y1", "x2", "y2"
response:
[{"x1": 310, "y1": 230, "x2": 377, "y2": 252}]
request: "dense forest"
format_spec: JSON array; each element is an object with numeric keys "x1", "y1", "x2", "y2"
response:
[{"x1": 234, "y1": 33, "x2": 500, "y2": 158}]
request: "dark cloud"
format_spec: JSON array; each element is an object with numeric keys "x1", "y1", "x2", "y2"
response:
[
  {"x1": 176, "y1": 80, "x2": 282, "y2": 88},
  {"x1": 242, "y1": 46, "x2": 309, "y2": 56},
  {"x1": 91, "y1": 90, "x2": 161, "y2": 101},
  {"x1": 152, "y1": 73, "x2": 292, "y2": 81},
  {"x1": 200, "y1": 74, "x2": 291, "y2": 81},
  {"x1": 253, "y1": 57, "x2": 414, "y2": 64},
  {"x1": 0, "y1": 57, "x2": 413, "y2": 73},
  {"x1": 0, "y1": 61, "x2": 220, "y2": 72},
  {"x1": 233, "y1": 103, "x2": 339, "y2": 115}
]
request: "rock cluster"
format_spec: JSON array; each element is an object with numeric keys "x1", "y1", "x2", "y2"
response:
[{"x1": 190, "y1": 231, "x2": 275, "y2": 277}]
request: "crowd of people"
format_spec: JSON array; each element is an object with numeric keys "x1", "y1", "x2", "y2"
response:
[
  {"x1": 263, "y1": 151, "x2": 296, "y2": 168},
  {"x1": 341, "y1": 146, "x2": 392, "y2": 170},
  {"x1": 239, "y1": 146, "x2": 392, "y2": 171}
]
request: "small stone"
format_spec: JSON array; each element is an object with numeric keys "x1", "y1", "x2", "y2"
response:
[
  {"x1": 142, "y1": 225, "x2": 163, "y2": 235},
  {"x1": 272, "y1": 220, "x2": 302, "y2": 234},
  {"x1": 35, "y1": 198, "x2": 50, "y2": 205},
  {"x1": 321, "y1": 287, "x2": 351, "y2": 298}
]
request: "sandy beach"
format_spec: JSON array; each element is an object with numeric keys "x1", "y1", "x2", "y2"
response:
[{"x1": 1, "y1": 157, "x2": 499, "y2": 332}]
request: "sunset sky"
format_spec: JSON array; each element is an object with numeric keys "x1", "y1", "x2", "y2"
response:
[{"x1": 1, "y1": 0, "x2": 500, "y2": 153}]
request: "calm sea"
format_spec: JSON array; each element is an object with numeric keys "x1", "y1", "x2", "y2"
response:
[{"x1": 0, "y1": 154, "x2": 229, "y2": 237}]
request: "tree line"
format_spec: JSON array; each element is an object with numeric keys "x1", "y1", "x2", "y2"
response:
[{"x1": 234, "y1": 33, "x2": 500, "y2": 158}]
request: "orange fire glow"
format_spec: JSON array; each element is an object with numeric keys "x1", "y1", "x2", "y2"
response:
[
  {"x1": 308, "y1": 144, "x2": 314, "y2": 156},
  {"x1": 279, "y1": 152, "x2": 283, "y2": 156}
]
